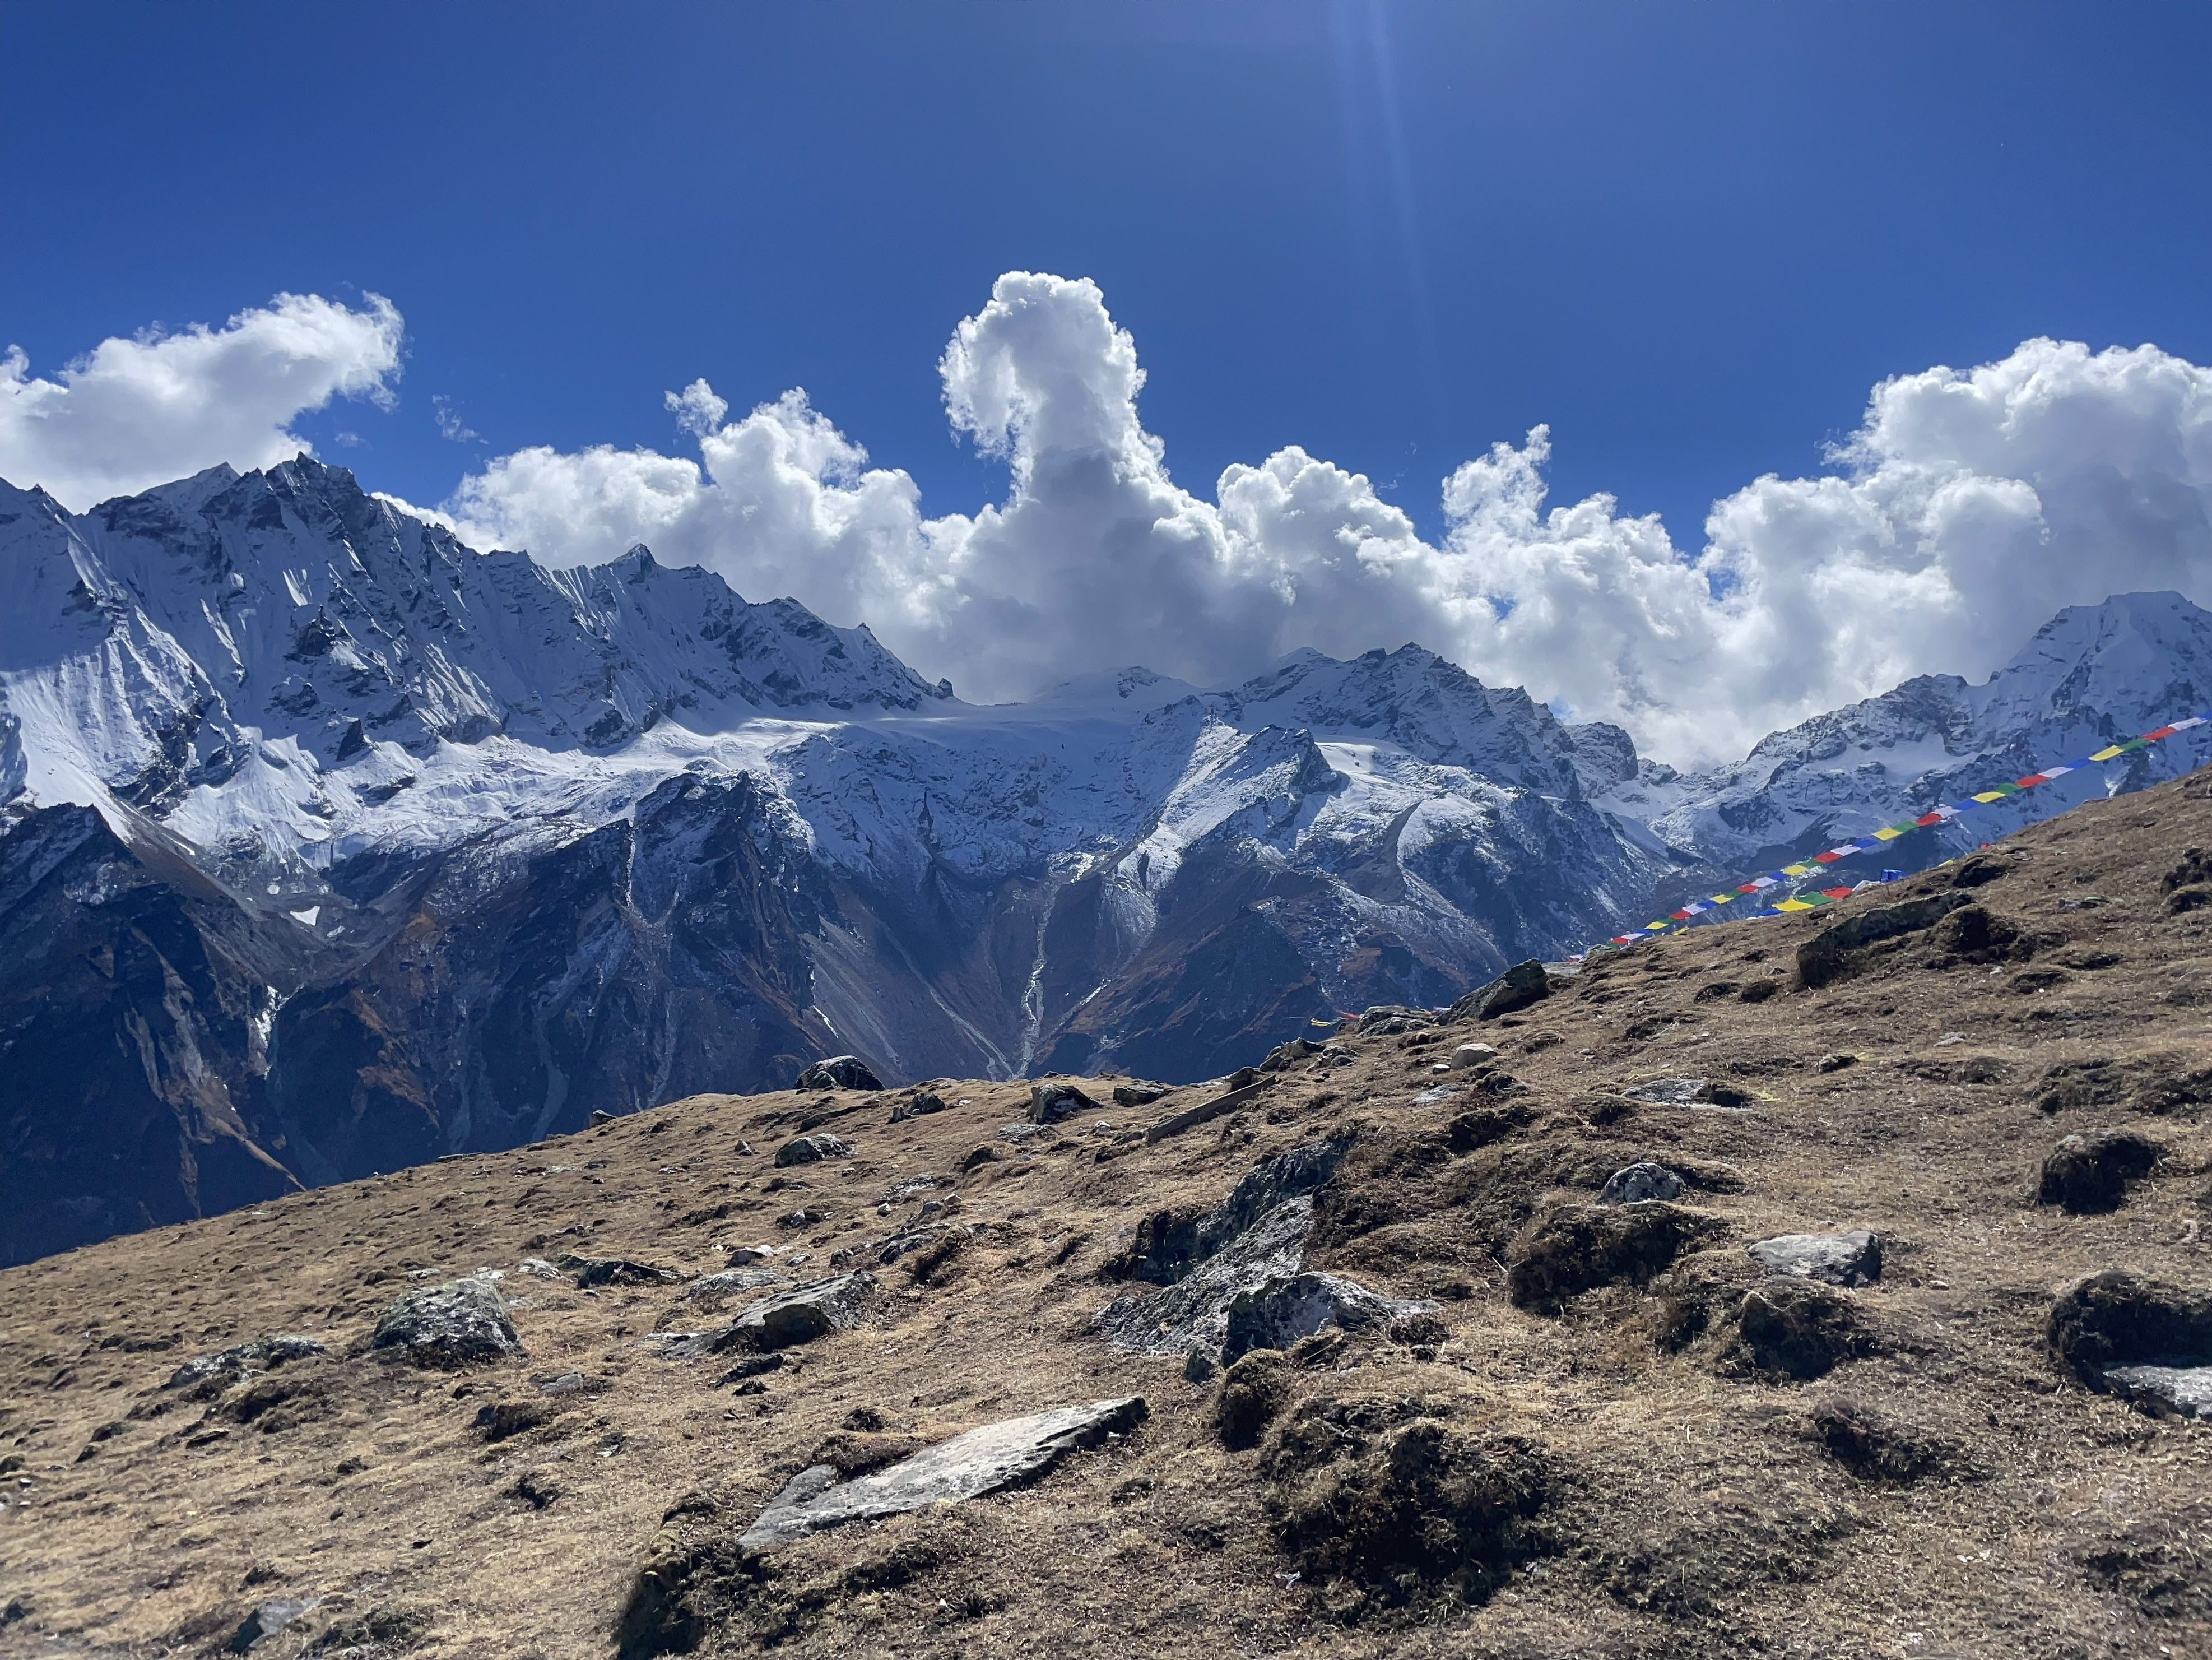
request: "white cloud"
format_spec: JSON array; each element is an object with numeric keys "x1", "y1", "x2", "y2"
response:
[
  {"x1": 431, "y1": 394, "x2": 479, "y2": 444},
  {"x1": 0, "y1": 293, "x2": 404, "y2": 511},
  {"x1": 445, "y1": 276, "x2": 2212, "y2": 762}
]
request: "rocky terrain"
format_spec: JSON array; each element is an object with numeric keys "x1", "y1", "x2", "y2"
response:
[
  {"x1": 3, "y1": 769, "x2": 2208, "y2": 1659},
  {"x1": 9, "y1": 456, "x2": 2212, "y2": 1264}
]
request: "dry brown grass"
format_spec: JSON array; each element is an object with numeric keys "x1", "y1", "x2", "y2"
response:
[{"x1": 5, "y1": 773, "x2": 2212, "y2": 1659}]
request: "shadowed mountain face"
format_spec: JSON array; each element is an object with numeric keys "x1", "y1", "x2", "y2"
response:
[{"x1": 5, "y1": 458, "x2": 2210, "y2": 1261}]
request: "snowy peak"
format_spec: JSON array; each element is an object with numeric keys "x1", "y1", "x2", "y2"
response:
[
  {"x1": 1974, "y1": 590, "x2": 2212, "y2": 734},
  {"x1": 1210, "y1": 642, "x2": 1591, "y2": 797},
  {"x1": 1, "y1": 458, "x2": 952, "y2": 810}
]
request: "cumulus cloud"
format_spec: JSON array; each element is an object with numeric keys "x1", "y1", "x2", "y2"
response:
[
  {"x1": 0, "y1": 293, "x2": 404, "y2": 511},
  {"x1": 443, "y1": 273, "x2": 2211, "y2": 762}
]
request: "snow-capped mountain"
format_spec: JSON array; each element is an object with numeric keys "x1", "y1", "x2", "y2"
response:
[
  {"x1": 1, "y1": 459, "x2": 1670, "y2": 1260},
  {"x1": 6, "y1": 457, "x2": 2209, "y2": 1262},
  {"x1": 1612, "y1": 590, "x2": 2212, "y2": 905}
]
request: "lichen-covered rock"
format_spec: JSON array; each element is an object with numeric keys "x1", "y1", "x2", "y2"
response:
[
  {"x1": 795, "y1": 1055, "x2": 882, "y2": 1091},
  {"x1": 1746, "y1": 1231, "x2": 1883, "y2": 1287},
  {"x1": 1598, "y1": 1162, "x2": 1684, "y2": 1205},
  {"x1": 720, "y1": 1273, "x2": 878, "y2": 1352},
  {"x1": 369, "y1": 1278, "x2": 522, "y2": 1367}
]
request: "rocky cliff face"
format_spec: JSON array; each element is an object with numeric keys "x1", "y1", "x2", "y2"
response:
[{"x1": 6, "y1": 457, "x2": 2209, "y2": 1261}]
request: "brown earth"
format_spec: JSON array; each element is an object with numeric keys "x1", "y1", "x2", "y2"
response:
[{"x1": 4, "y1": 772, "x2": 2212, "y2": 1659}]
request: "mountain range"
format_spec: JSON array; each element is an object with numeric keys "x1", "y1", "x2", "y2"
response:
[{"x1": 6, "y1": 456, "x2": 2210, "y2": 1263}]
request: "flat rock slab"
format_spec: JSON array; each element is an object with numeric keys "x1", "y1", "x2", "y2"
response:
[
  {"x1": 2103, "y1": 1364, "x2": 2212, "y2": 1418},
  {"x1": 1221, "y1": 1271, "x2": 1440, "y2": 1364},
  {"x1": 1599, "y1": 1162, "x2": 1684, "y2": 1205},
  {"x1": 677, "y1": 1267, "x2": 793, "y2": 1306},
  {"x1": 738, "y1": 1397, "x2": 1149, "y2": 1552},
  {"x1": 369, "y1": 1277, "x2": 522, "y2": 1367},
  {"x1": 773, "y1": 1133, "x2": 854, "y2": 1167},
  {"x1": 1748, "y1": 1231, "x2": 1883, "y2": 1287}
]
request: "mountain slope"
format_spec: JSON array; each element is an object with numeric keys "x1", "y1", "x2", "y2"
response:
[{"x1": 3, "y1": 769, "x2": 2206, "y2": 1659}]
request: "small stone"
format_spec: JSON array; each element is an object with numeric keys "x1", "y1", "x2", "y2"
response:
[
  {"x1": 795, "y1": 1055, "x2": 884, "y2": 1091},
  {"x1": 227, "y1": 1599, "x2": 318, "y2": 1653},
  {"x1": 1597, "y1": 1162, "x2": 1684, "y2": 1205},
  {"x1": 589, "y1": 1109, "x2": 616, "y2": 1126},
  {"x1": 1746, "y1": 1231, "x2": 1883, "y2": 1287},
  {"x1": 1112, "y1": 1084, "x2": 1165, "y2": 1107},
  {"x1": 1816, "y1": 1052, "x2": 1857, "y2": 1073},
  {"x1": 1029, "y1": 1081, "x2": 1101, "y2": 1124},
  {"x1": 368, "y1": 1278, "x2": 523, "y2": 1367},
  {"x1": 773, "y1": 1133, "x2": 856, "y2": 1167},
  {"x1": 1183, "y1": 1350, "x2": 1216, "y2": 1384},
  {"x1": 2037, "y1": 1130, "x2": 2165, "y2": 1214},
  {"x1": 1449, "y1": 1042, "x2": 1500, "y2": 1069},
  {"x1": 1260, "y1": 1038, "x2": 1321, "y2": 1072}
]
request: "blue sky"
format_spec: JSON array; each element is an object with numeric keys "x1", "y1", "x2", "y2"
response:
[
  {"x1": 7, "y1": 1, "x2": 2205, "y2": 542},
  {"x1": 4, "y1": 2, "x2": 2210, "y2": 759}
]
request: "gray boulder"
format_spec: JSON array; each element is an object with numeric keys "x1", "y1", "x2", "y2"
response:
[
  {"x1": 1112, "y1": 1083, "x2": 1165, "y2": 1107},
  {"x1": 1221, "y1": 1272, "x2": 1440, "y2": 1364},
  {"x1": 796, "y1": 1055, "x2": 883, "y2": 1091},
  {"x1": 773, "y1": 1132, "x2": 856, "y2": 1167},
  {"x1": 1447, "y1": 958, "x2": 1551, "y2": 1023},
  {"x1": 165, "y1": 1336, "x2": 327, "y2": 1392},
  {"x1": 1028, "y1": 1081, "x2": 1101, "y2": 1124},
  {"x1": 1747, "y1": 1231, "x2": 1883, "y2": 1287},
  {"x1": 369, "y1": 1278, "x2": 522, "y2": 1367},
  {"x1": 738, "y1": 1397, "x2": 1148, "y2": 1552},
  {"x1": 1354, "y1": 1004, "x2": 1434, "y2": 1036},
  {"x1": 1598, "y1": 1162, "x2": 1684, "y2": 1205},
  {"x1": 1620, "y1": 1076, "x2": 1753, "y2": 1109}
]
